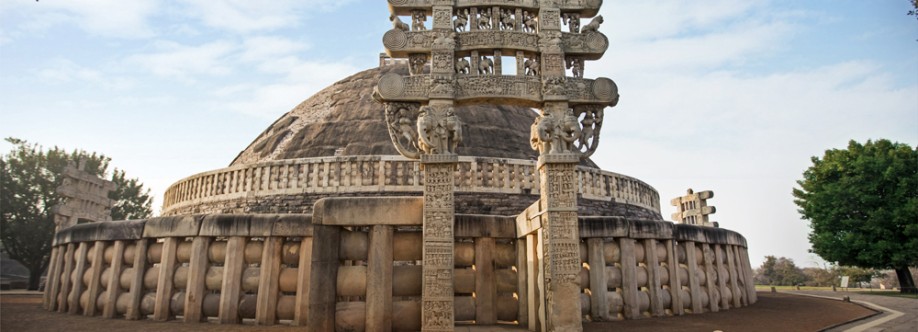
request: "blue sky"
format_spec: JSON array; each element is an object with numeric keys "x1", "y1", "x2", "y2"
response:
[{"x1": 1, "y1": 0, "x2": 916, "y2": 270}]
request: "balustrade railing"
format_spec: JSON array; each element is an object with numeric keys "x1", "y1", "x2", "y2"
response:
[{"x1": 162, "y1": 156, "x2": 660, "y2": 215}]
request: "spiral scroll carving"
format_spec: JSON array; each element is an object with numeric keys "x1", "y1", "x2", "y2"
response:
[
  {"x1": 378, "y1": 73, "x2": 406, "y2": 98},
  {"x1": 383, "y1": 29, "x2": 408, "y2": 49},
  {"x1": 586, "y1": 32, "x2": 608, "y2": 51},
  {"x1": 591, "y1": 77, "x2": 618, "y2": 103}
]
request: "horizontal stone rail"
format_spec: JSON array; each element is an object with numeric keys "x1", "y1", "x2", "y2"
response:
[
  {"x1": 383, "y1": 30, "x2": 607, "y2": 59},
  {"x1": 388, "y1": 0, "x2": 602, "y2": 17},
  {"x1": 376, "y1": 73, "x2": 618, "y2": 107},
  {"x1": 161, "y1": 155, "x2": 660, "y2": 217}
]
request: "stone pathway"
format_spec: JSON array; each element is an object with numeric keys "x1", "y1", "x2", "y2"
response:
[{"x1": 788, "y1": 290, "x2": 917, "y2": 332}]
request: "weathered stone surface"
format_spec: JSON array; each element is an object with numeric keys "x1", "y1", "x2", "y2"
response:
[{"x1": 231, "y1": 64, "x2": 572, "y2": 167}]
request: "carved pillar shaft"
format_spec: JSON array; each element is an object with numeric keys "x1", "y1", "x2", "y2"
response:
[
  {"x1": 537, "y1": 154, "x2": 583, "y2": 331},
  {"x1": 420, "y1": 155, "x2": 457, "y2": 332}
]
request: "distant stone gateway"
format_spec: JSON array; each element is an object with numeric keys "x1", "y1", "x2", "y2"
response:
[{"x1": 42, "y1": 1, "x2": 756, "y2": 331}]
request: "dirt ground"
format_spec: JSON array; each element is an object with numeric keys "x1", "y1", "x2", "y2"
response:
[{"x1": 1, "y1": 292, "x2": 877, "y2": 332}]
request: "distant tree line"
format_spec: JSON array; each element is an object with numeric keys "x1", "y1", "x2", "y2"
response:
[{"x1": 753, "y1": 255, "x2": 917, "y2": 289}]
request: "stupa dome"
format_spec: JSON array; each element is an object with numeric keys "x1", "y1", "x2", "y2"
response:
[{"x1": 230, "y1": 64, "x2": 598, "y2": 168}]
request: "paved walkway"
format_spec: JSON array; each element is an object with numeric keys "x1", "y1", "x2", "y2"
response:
[{"x1": 787, "y1": 290, "x2": 917, "y2": 332}]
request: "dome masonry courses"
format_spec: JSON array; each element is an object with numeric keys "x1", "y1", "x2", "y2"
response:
[{"x1": 42, "y1": 1, "x2": 757, "y2": 331}]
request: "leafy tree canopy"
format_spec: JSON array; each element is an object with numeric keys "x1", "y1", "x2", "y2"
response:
[
  {"x1": 0, "y1": 137, "x2": 152, "y2": 289},
  {"x1": 793, "y1": 139, "x2": 918, "y2": 292}
]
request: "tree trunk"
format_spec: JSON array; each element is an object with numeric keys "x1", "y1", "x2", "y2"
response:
[
  {"x1": 894, "y1": 267, "x2": 917, "y2": 294},
  {"x1": 28, "y1": 266, "x2": 42, "y2": 291}
]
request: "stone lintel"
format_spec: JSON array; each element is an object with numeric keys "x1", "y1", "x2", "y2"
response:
[
  {"x1": 55, "y1": 219, "x2": 146, "y2": 245},
  {"x1": 313, "y1": 197, "x2": 423, "y2": 226},
  {"x1": 629, "y1": 219, "x2": 673, "y2": 239},
  {"x1": 144, "y1": 215, "x2": 205, "y2": 238},
  {"x1": 515, "y1": 200, "x2": 542, "y2": 237},
  {"x1": 578, "y1": 216, "x2": 629, "y2": 238},
  {"x1": 454, "y1": 214, "x2": 516, "y2": 238}
]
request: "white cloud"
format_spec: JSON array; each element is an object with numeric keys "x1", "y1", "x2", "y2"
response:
[
  {"x1": 239, "y1": 36, "x2": 309, "y2": 62},
  {"x1": 177, "y1": 0, "x2": 353, "y2": 33},
  {"x1": 36, "y1": 59, "x2": 134, "y2": 90},
  {"x1": 216, "y1": 58, "x2": 360, "y2": 118},
  {"x1": 126, "y1": 40, "x2": 238, "y2": 81},
  {"x1": 0, "y1": 0, "x2": 159, "y2": 39}
]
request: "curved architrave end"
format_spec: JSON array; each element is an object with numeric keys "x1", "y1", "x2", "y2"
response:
[
  {"x1": 384, "y1": 102, "x2": 422, "y2": 160},
  {"x1": 574, "y1": 105, "x2": 604, "y2": 160}
]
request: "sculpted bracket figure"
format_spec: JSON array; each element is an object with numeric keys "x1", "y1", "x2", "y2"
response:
[{"x1": 385, "y1": 102, "x2": 423, "y2": 159}]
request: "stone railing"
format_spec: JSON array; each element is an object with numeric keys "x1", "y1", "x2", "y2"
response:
[
  {"x1": 161, "y1": 155, "x2": 661, "y2": 216},
  {"x1": 44, "y1": 197, "x2": 754, "y2": 330}
]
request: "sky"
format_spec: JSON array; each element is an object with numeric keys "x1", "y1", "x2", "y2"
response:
[{"x1": 1, "y1": 0, "x2": 916, "y2": 269}]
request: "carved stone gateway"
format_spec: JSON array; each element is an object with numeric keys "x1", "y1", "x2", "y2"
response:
[
  {"x1": 377, "y1": 1, "x2": 619, "y2": 331},
  {"x1": 51, "y1": 160, "x2": 116, "y2": 231}
]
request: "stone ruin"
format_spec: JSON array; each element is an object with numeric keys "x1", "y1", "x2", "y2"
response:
[
  {"x1": 671, "y1": 188, "x2": 718, "y2": 228},
  {"x1": 42, "y1": 1, "x2": 757, "y2": 331},
  {"x1": 51, "y1": 160, "x2": 116, "y2": 231}
]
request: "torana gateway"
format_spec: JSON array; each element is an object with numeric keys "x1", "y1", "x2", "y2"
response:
[{"x1": 42, "y1": 1, "x2": 757, "y2": 331}]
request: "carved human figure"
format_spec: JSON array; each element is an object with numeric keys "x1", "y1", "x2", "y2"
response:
[
  {"x1": 578, "y1": 112, "x2": 595, "y2": 150},
  {"x1": 566, "y1": 57, "x2": 583, "y2": 78},
  {"x1": 500, "y1": 9, "x2": 516, "y2": 31},
  {"x1": 396, "y1": 108, "x2": 418, "y2": 148},
  {"x1": 478, "y1": 8, "x2": 492, "y2": 30},
  {"x1": 455, "y1": 57, "x2": 470, "y2": 74},
  {"x1": 409, "y1": 54, "x2": 427, "y2": 75},
  {"x1": 478, "y1": 56, "x2": 494, "y2": 75},
  {"x1": 522, "y1": 11, "x2": 537, "y2": 33},
  {"x1": 412, "y1": 10, "x2": 427, "y2": 31},
  {"x1": 563, "y1": 13, "x2": 581, "y2": 33},
  {"x1": 581, "y1": 15, "x2": 603, "y2": 33},
  {"x1": 390, "y1": 14, "x2": 410, "y2": 31},
  {"x1": 454, "y1": 9, "x2": 468, "y2": 32},
  {"x1": 525, "y1": 57, "x2": 540, "y2": 76}
]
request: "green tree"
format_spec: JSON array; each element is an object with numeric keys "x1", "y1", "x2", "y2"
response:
[
  {"x1": 0, "y1": 138, "x2": 152, "y2": 289},
  {"x1": 793, "y1": 139, "x2": 918, "y2": 293},
  {"x1": 755, "y1": 255, "x2": 808, "y2": 286}
]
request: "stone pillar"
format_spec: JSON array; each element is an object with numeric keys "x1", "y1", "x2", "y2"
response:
[
  {"x1": 184, "y1": 237, "x2": 211, "y2": 322},
  {"x1": 665, "y1": 240, "x2": 684, "y2": 315},
  {"x1": 69, "y1": 242, "x2": 89, "y2": 315},
  {"x1": 43, "y1": 247, "x2": 59, "y2": 309},
  {"x1": 256, "y1": 236, "x2": 283, "y2": 325},
  {"x1": 683, "y1": 241, "x2": 702, "y2": 313},
  {"x1": 126, "y1": 239, "x2": 149, "y2": 320},
  {"x1": 85, "y1": 241, "x2": 106, "y2": 316},
  {"x1": 493, "y1": 50, "x2": 502, "y2": 75},
  {"x1": 420, "y1": 154, "x2": 457, "y2": 332},
  {"x1": 516, "y1": 51, "x2": 525, "y2": 77},
  {"x1": 587, "y1": 238, "x2": 609, "y2": 321},
  {"x1": 58, "y1": 243, "x2": 75, "y2": 313},
  {"x1": 219, "y1": 236, "x2": 246, "y2": 323},
  {"x1": 516, "y1": 238, "x2": 529, "y2": 327},
  {"x1": 293, "y1": 236, "x2": 314, "y2": 326},
  {"x1": 154, "y1": 237, "x2": 178, "y2": 321},
  {"x1": 644, "y1": 239, "x2": 664, "y2": 317},
  {"x1": 475, "y1": 237, "x2": 496, "y2": 324},
  {"x1": 103, "y1": 240, "x2": 126, "y2": 318},
  {"x1": 725, "y1": 245, "x2": 742, "y2": 308},
  {"x1": 537, "y1": 153, "x2": 583, "y2": 331},
  {"x1": 366, "y1": 225, "x2": 394, "y2": 332},
  {"x1": 45, "y1": 246, "x2": 64, "y2": 311}
]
